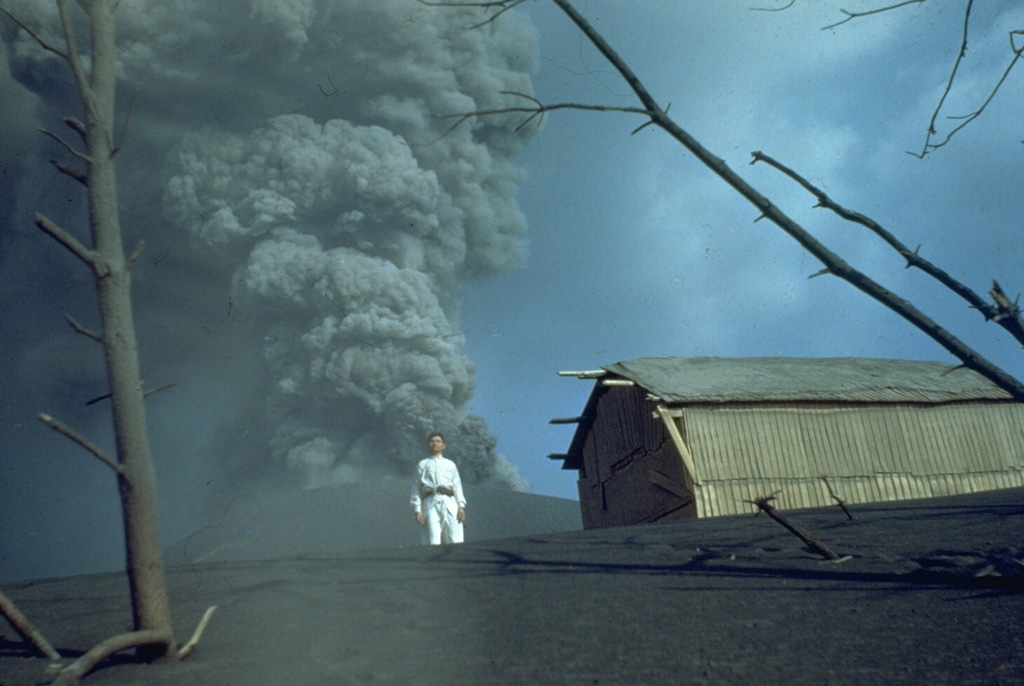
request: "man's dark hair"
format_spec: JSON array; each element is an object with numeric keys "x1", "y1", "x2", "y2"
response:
[{"x1": 428, "y1": 432, "x2": 446, "y2": 443}]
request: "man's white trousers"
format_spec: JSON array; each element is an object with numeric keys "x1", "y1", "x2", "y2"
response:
[{"x1": 421, "y1": 495, "x2": 463, "y2": 545}]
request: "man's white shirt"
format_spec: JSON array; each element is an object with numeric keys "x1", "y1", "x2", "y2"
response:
[{"x1": 411, "y1": 455, "x2": 466, "y2": 515}]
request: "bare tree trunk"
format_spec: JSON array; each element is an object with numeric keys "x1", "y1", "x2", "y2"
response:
[{"x1": 76, "y1": 0, "x2": 173, "y2": 657}]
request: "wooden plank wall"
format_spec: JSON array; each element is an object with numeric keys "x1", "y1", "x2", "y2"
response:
[
  {"x1": 680, "y1": 402, "x2": 1024, "y2": 517},
  {"x1": 577, "y1": 386, "x2": 694, "y2": 528}
]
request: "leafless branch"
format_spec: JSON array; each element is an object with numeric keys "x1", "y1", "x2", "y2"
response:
[
  {"x1": 821, "y1": 476, "x2": 854, "y2": 520},
  {"x1": 111, "y1": 87, "x2": 138, "y2": 158},
  {"x1": 915, "y1": 22, "x2": 1024, "y2": 156},
  {"x1": 33, "y1": 212, "x2": 105, "y2": 274},
  {"x1": 0, "y1": 588, "x2": 61, "y2": 660},
  {"x1": 0, "y1": 3, "x2": 70, "y2": 60},
  {"x1": 65, "y1": 313, "x2": 102, "y2": 341},
  {"x1": 822, "y1": 0, "x2": 926, "y2": 31},
  {"x1": 86, "y1": 382, "x2": 177, "y2": 406},
  {"x1": 176, "y1": 605, "x2": 217, "y2": 660},
  {"x1": 913, "y1": 0, "x2": 972, "y2": 156},
  {"x1": 51, "y1": 159, "x2": 88, "y2": 186},
  {"x1": 126, "y1": 240, "x2": 144, "y2": 270},
  {"x1": 52, "y1": 629, "x2": 173, "y2": 686},
  {"x1": 750, "y1": 150, "x2": 1024, "y2": 348},
  {"x1": 989, "y1": 281, "x2": 1024, "y2": 345},
  {"x1": 432, "y1": 90, "x2": 647, "y2": 141},
  {"x1": 416, "y1": 0, "x2": 529, "y2": 30},
  {"x1": 38, "y1": 412, "x2": 124, "y2": 476},
  {"x1": 63, "y1": 116, "x2": 87, "y2": 142},
  {"x1": 818, "y1": 0, "x2": 1021, "y2": 156},
  {"x1": 37, "y1": 127, "x2": 90, "y2": 162},
  {"x1": 56, "y1": 0, "x2": 92, "y2": 105},
  {"x1": 748, "y1": 494, "x2": 844, "y2": 560},
  {"x1": 750, "y1": 0, "x2": 796, "y2": 12},
  {"x1": 432, "y1": 0, "x2": 1024, "y2": 401}
]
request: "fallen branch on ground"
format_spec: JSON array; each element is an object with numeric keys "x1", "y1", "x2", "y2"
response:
[
  {"x1": 748, "y1": 493, "x2": 844, "y2": 561},
  {"x1": 50, "y1": 605, "x2": 216, "y2": 685},
  {"x1": 0, "y1": 588, "x2": 60, "y2": 660}
]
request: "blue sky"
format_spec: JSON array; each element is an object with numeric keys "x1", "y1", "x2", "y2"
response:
[
  {"x1": 1, "y1": 0, "x2": 1022, "y2": 580},
  {"x1": 461, "y1": 0, "x2": 1024, "y2": 499}
]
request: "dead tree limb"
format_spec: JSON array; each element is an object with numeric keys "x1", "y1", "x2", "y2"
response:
[
  {"x1": 38, "y1": 413, "x2": 124, "y2": 476},
  {"x1": 821, "y1": 477, "x2": 854, "y2": 520},
  {"x1": 417, "y1": 0, "x2": 529, "y2": 29},
  {"x1": 86, "y1": 382, "x2": 177, "y2": 407},
  {"x1": 429, "y1": 0, "x2": 1024, "y2": 402},
  {"x1": 0, "y1": 3, "x2": 68, "y2": 59},
  {"x1": 33, "y1": 213, "x2": 103, "y2": 274},
  {"x1": 64, "y1": 313, "x2": 102, "y2": 342},
  {"x1": 50, "y1": 159, "x2": 88, "y2": 186},
  {"x1": 817, "y1": 0, "x2": 1023, "y2": 156},
  {"x1": 750, "y1": 150, "x2": 1024, "y2": 348},
  {"x1": 749, "y1": 495, "x2": 843, "y2": 561},
  {"x1": 914, "y1": 8, "x2": 1023, "y2": 157},
  {"x1": 0, "y1": 588, "x2": 61, "y2": 661},
  {"x1": 989, "y1": 281, "x2": 1024, "y2": 345},
  {"x1": 821, "y1": 0, "x2": 926, "y2": 31},
  {"x1": 176, "y1": 605, "x2": 217, "y2": 660}
]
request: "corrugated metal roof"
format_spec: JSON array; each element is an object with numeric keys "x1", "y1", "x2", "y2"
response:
[{"x1": 602, "y1": 357, "x2": 1014, "y2": 404}]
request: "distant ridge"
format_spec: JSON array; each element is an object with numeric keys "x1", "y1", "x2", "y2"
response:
[{"x1": 164, "y1": 481, "x2": 582, "y2": 565}]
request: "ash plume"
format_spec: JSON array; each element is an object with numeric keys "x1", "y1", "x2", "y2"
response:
[{"x1": 2, "y1": 0, "x2": 537, "y2": 493}]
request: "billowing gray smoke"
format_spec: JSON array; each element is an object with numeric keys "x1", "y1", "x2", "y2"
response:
[{"x1": 3, "y1": 0, "x2": 537, "y2": 492}]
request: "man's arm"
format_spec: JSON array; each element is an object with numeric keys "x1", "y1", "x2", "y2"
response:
[
  {"x1": 410, "y1": 463, "x2": 424, "y2": 524},
  {"x1": 452, "y1": 461, "x2": 466, "y2": 522}
]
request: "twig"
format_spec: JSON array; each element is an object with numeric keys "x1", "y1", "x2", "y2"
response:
[
  {"x1": 0, "y1": 588, "x2": 61, "y2": 660},
  {"x1": 56, "y1": 0, "x2": 92, "y2": 108},
  {"x1": 821, "y1": 0, "x2": 926, "y2": 31},
  {"x1": 821, "y1": 476, "x2": 854, "y2": 520},
  {"x1": 914, "y1": 0, "x2": 972, "y2": 156},
  {"x1": 37, "y1": 127, "x2": 90, "y2": 162},
  {"x1": 416, "y1": 0, "x2": 529, "y2": 30},
  {"x1": 52, "y1": 629, "x2": 173, "y2": 686},
  {"x1": 63, "y1": 116, "x2": 87, "y2": 142},
  {"x1": 750, "y1": 1, "x2": 796, "y2": 12},
  {"x1": 38, "y1": 412, "x2": 124, "y2": 476},
  {"x1": 86, "y1": 382, "x2": 177, "y2": 406},
  {"x1": 50, "y1": 159, "x2": 88, "y2": 186},
  {"x1": 111, "y1": 87, "x2": 138, "y2": 158},
  {"x1": 989, "y1": 281, "x2": 1024, "y2": 346},
  {"x1": 917, "y1": 27, "x2": 1024, "y2": 156},
  {"x1": 65, "y1": 313, "x2": 102, "y2": 342},
  {"x1": 177, "y1": 605, "x2": 217, "y2": 660},
  {"x1": 749, "y1": 494, "x2": 843, "y2": 560},
  {"x1": 434, "y1": 97, "x2": 649, "y2": 141},
  {"x1": 34, "y1": 212, "x2": 104, "y2": 275},
  {"x1": 126, "y1": 240, "x2": 144, "y2": 270},
  {"x1": 0, "y1": 3, "x2": 70, "y2": 60},
  {"x1": 750, "y1": 150, "x2": 1024, "y2": 348}
]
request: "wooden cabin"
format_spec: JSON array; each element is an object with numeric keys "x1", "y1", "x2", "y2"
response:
[{"x1": 550, "y1": 357, "x2": 1024, "y2": 529}]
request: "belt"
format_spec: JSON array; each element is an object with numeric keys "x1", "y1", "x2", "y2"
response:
[{"x1": 422, "y1": 486, "x2": 455, "y2": 498}]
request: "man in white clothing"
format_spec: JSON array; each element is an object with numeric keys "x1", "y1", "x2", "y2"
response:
[{"x1": 411, "y1": 432, "x2": 467, "y2": 545}]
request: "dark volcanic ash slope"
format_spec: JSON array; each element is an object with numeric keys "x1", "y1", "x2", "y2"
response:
[{"x1": 164, "y1": 481, "x2": 582, "y2": 565}]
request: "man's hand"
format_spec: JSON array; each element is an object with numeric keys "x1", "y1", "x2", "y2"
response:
[
  {"x1": 415, "y1": 512, "x2": 425, "y2": 526},
  {"x1": 457, "y1": 507, "x2": 466, "y2": 523}
]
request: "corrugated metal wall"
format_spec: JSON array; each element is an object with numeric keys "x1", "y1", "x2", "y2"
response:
[{"x1": 677, "y1": 402, "x2": 1024, "y2": 517}]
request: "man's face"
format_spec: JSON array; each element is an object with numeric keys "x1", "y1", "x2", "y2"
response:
[{"x1": 428, "y1": 435, "x2": 445, "y2": 455}]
